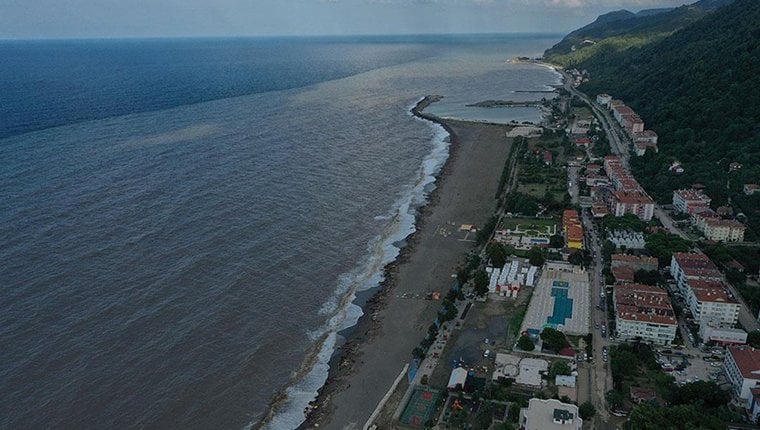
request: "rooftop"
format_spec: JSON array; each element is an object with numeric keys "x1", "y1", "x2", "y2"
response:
[
  {"x1": 728, "y1": 346, "x2": 760, "y2": 379},
  {"x1": 523, "y1": 398, "x2": 582, "y2": 430},
  {"x1": 674, "y1": 188, "x2": 711, "y2": 202},
  {"x1": 615, "y1": 283, "x2": 676, "y2": 325}
]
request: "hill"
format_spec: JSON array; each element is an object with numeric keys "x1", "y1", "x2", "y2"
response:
[
  {"x1": 543, "y1": 0, "x2": 734, "y2": 65},
  {"x1": 560, "y1": 0, "x2": 760, "y2": 237}
]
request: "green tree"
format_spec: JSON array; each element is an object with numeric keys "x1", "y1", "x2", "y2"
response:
[
  {"x1": 474, "y1": 403, "x2": 493, "y2": 430},
  {"x1": 748, "y1": 330, "x2": 760, "y2": 348},
  {"x1": 487, "y1": 242, "x2": 508, "y2": 269},
  {"x1": 550, "y1": 234, "x2": 565, "y2": 248},
  {"x1": 568, "y1": 251, "x2": 584, "y2": 266},
  {"x1": 625, "y1": 404, "x2": 724, "y2": 430},
  {"x1": 669, "y1": 381, "x2": 730, "y2": 410},
  {"x1": 605, "y1": 390, "x2": 624, "y2": 409},
  {"x1": 540, "y1": 327, "x2": 569, "y2": 352},
  {"x1": 633, "y1": 269, "x2": 662, "y2": 286},
  {"x1": 528, "y1": 246, "x2": 546, "y2": 267},
  {"x1": 517, "y1": 335, "x2": 535, "y2": 351},
  {"x1": 578, "y1": 402, "x2": 596, "y2": 420},
  {"x1": 473, "y1": 269, "x2": 490, "y2": 297},
  {"x1": 549, "y1": 360, "x2": 571, "y2": 379}
]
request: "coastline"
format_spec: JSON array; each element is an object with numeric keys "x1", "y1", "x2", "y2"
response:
[{"x1": 298, "y1": 97, "x2": 516, "y2": 429}]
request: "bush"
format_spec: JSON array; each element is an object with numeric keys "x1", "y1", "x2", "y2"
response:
[{"x1": 518, "y1": 335, "x2": 535, "y2": 351}]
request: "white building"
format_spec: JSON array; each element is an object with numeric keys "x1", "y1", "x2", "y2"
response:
[
  {"x1": 702, "y1": 218, "x2": 746, "y2": 242},
  {"x1": 699, "y1": 319, "x2": 747, "y2": 345},
  {"x1": 614, "y1": 283, "x2": 677, "y2": 345},
  {"x1": 669, "y1": 253, "x2": 723, "y2": 296},
  {"x1": 725, "y1": 346, "x2": 760, "y2": 403},
  {"x1": 672, "y1": 188, "x2": 711, "y2": 214},
  {"x1": 684, "y1": 280, "x2": 740, "y2": 326},
  {"x1": 596, "y1": 93, "x2": 612, "y2": 106},
  {"x1": 521, "y1": 398, "x2": 582, "y2": 430}
]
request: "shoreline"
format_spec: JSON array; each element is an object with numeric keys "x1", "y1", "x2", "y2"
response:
[
  {"x1": 298, "y1": 97, "x2": 516, "y2": 429},
  {"x1": 293, "y1": 95, "x2": 457, "y2": 429}
]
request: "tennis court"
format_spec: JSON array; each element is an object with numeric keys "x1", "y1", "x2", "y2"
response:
[{"x1": 400, "y1": 387, "x2": 441, "y2": 427}]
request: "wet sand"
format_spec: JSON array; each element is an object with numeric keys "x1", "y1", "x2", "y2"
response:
[{"x1": 299, "y1": 99, "x2": 515, "y2": 430}]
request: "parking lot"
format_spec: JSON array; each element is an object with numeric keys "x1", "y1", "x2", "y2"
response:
[{"x1": 655, "y1": 345, "x2": 731, "y2": 389}]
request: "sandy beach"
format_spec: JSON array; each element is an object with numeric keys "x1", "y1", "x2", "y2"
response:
[{"x1": 299, "y1": 99, "x2": 515, "y2": 429}]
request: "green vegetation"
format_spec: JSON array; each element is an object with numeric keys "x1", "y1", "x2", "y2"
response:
[
  {"x1": 633, "y1": 269, "x2": 662, "y2": 286},
  {"x1": 749, "y1": 330, "x2": 760, "y2": 348},
  {"x1": 473, "y1": 269, "x2": 489, "y2": 297},
  {"x1": 486, "y1": 242, "x2": 508, "y2": 268},
  {"x1": 527, "y1": 246, "x2": 546, "y2": 267},
  {"x1": 578, "y1": 402, "x2": 596, "y2": 420},
  {"x1": 602, "y1": 213, "x2": 645, "y2": 232},
  {"x1": 548, "y1": 360, "x2": 571, "y2": 379},
  {"x1": 540, "y1": 327, "x2": 569, "y2": 352},
  {"x1": 517, "y1": 334, "x2": 535, "y2": 351},
  {"x1": 644, "y1": 232, "x2": 691, "y2": 266},
  {"x1": 624, "y1": 403, "x2": 725, "y2": 430},
  {"x1": 476, "y1": 215, "x2": 498, "y2": 246},
  {"x1": 544, "y1": 2, "x2": 730, "y2": 64},
  {"x1": 509, "y1": 306, "x2": 528, "y2": 337}
]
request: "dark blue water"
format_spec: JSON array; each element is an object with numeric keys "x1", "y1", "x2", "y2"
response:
[{"x1": 0, "y1": 35, "x2": 561, "y2": 429}]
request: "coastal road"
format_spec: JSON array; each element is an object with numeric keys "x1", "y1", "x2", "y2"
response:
[{"x1": 559, "y1": 70, "x2": 628, "y2": 165}]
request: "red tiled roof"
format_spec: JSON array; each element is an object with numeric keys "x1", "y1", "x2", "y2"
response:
[
  {"x1": 612, "y1": 266, "x2": 635, "y2": 283},
  {"x1": 728, "y1": 346, "x2": 760, "y2": 379}
]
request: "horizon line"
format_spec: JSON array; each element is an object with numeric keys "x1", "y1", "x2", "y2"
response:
[{"x1": 0, "y1": 31, "x2": 566, "y2": 42}]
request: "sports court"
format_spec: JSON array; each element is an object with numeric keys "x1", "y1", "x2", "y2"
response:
[{"x1": 400, "y1": 387, "x2": 441, "y2": 427}]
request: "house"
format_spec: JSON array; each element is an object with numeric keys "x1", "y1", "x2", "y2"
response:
[
  {"x1": 699, "y1": 318, "x2": 747, "y2": 345},
  {"x1": 596, "y1": 93, "x2": 612, "y2": 106},
  {"x1": 521, "y1": 398, "x2": 582, "y2": 430},
  {"x1": 612, "y1": 265, "x2": 635, "y2": 283},
  {"x1": 724, "y1": 346, "x2": 760, "y2": 403},
  {"x1": 574, "y1": 137, "x2": 591, "y2": 147},
  {"x1": 744, "y1": 184, "x2": 760, "y2": 195},
  {"x1": 614, "y1": 283, "x2": 677, "y2": 345},
  {"x1": 672, "y1": 188, "x2": 712, "y2": 214},
  {"x1": 563, "y1": 209, "x2": 584, "y2": 250},
  {"x1": 669, "y1": 253, "x2": 723, "y2": 296},
  {"x1": 611, "y1": 254, "x2": 658, "y2": 272},
  {"x1": 702, "y1": 218, "x2": 746, "y2": 242},
  {"x1": 544, "y1": 150, "x2": 554, "y2": 166},
  {"x1": 747, "y1": 389, "x2": 760, "y2": 423},
  {"x1": 610, "y1": 191, "x2": 655, "y2": 221},
  {"x1": 683, "y1": 280, "x2": 740, "y2": 326},
  {"x1": 630, "y1": 386, "x2": 657, "y2": 404}
]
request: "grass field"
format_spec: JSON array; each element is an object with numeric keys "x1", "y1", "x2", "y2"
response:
[{"x1": 500, "y1": 217, "x2": 557, "y2": 235}]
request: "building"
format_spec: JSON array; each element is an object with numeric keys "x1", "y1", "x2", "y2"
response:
[
  {"x1": 724, "y1": 346, "x2": 760, "y2": 403},
  {"x1": 669, "y1": 252, "x2": 722, "y2": 296},
  {"x1": 611, "y1": 191, "x2": 655, "y2": 221},
  {"x1": 447, "y1": 367, "x2": 469, "y2": 390},
  {"x1": 702, "y1": 218, "x2": 746, "y2": 242},
  {"x1": 596, "y1": 93, "x2": 612, "y2": 106},
  {"x1": 563, "y1": 209, "x2": 584, "y2": 250},
  {"x1": 521, "y1": 398, "x2": 582, "y2": 430},
  {"x1": 614, "y1": 283, "x2": 677, "y2": 345},
  {"x1": 633, "y1": 130, "x2": 659, "y2": 145},
  {"x1": 612, "y1": 265, "x2": 635, "y2": 283},
  {"x1": 612, "y1": 105, "x2": 635, "y2": 124},
  {"x1": 748, "y1": 389, "x2": 760, "y2": 423},
  {"x1": 630, "y1": 386, "x2": 657, "y2": 404},
  {"x1": 692, "y1": 209, "x2": 721, "y2": 231},
  {"x1": 699, "y1": 318, "x2": 747, "y2": 345},
  {"x1": 683, "y1": 280, "x2": 740, "y2": 326},
  {"x1": 544, "y1": 150, "x2": 554, "y2": 165},
  {"x1": 744, "y1": 184, "x2": 760, "y2": 196},
  {"x1": 672, "y1": 188, "x2": 712, "y2": 215},
  {"x1": 611, "y1": 254, "x2": 658, "y2": 272}
]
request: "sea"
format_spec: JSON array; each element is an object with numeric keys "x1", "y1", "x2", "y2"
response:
[{"x1": 0, "y1": 34, "x2": 561, "y2": 429}]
